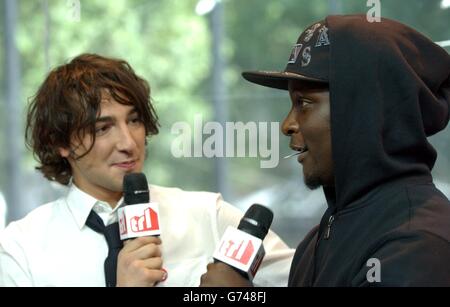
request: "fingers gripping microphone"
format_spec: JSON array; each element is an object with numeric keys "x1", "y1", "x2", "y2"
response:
[
  {"x1": 118, "y1": 173, "x2": 162, "y2": 240},
  {"x1": 213, "y1": 204, "x2": 273, "y2": 280}
]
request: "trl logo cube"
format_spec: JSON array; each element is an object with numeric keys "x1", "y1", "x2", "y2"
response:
[
  {"x1": 213, "y1": 226, "x2": 265, "y2": 280},
  {"x1": 118, "y1": 202, "x2": 161, "y2": 240}
]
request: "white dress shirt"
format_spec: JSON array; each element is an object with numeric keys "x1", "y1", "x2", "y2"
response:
[{"x1": 0, "y1": 184, "x2": 294, "y2": 286}]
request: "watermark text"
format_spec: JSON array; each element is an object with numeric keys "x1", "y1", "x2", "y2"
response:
[
  {"x1": 171, "y1": 114, "x2": 280, "y2": 168},
  {"x1": 367, "y1": 0, "x2": 381, "y2": 22}
]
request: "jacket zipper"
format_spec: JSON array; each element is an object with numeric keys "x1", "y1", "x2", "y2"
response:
[
  {"x1": 310, "y1": 209, "x2": 335, "y2": 285},
  {"x1": 324, "y1": 214, "x2": 335, "y2": 240}
]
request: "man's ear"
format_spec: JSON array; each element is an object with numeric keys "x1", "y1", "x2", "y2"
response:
[{"x1": 59, "y1": 147, "x2": 70, "y2": 158}]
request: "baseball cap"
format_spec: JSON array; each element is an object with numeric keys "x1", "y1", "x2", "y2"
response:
[{"x1": 242, "y1": 19, "x2": 330, "y2": 90}]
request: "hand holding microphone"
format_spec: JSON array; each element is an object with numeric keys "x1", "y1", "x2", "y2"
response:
[
  {"x1": 200, "y1": 204, "x2": 274, "y2": 287},
  {"x1": 116, "y1": 173, "x2": 166, "y2": 287}
]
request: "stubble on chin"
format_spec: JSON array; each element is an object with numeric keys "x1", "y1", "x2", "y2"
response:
[{"x1": 304, "y1": 174, "x2": 322, "y2": 190}]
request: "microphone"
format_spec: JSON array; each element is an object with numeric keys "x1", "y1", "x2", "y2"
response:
[
  {"x1": 213, "y1": 204, "x2": 273, "y2": 280},
  {"x1": 118, "y1": 173, "x2": 162, "y2": 240}
]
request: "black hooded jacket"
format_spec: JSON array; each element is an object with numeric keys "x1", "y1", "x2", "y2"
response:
[{"x1": 288, "y1": 15, "x2": 450, "y2": 286}]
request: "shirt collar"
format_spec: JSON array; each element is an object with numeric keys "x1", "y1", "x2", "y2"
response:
[{"x1": 65, "y1": 184, "x2": 124, "y2": 229}]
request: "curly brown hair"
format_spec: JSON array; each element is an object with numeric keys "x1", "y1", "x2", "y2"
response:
[{"x1": 25, "y1": 53, "x2": 159, "y2": 185}]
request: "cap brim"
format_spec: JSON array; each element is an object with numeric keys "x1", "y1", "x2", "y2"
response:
[{"x1": 242, "y1": 71, "x2": 327, "y2": 90}]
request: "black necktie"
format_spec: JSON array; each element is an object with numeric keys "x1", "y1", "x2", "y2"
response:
[{"x1": 85, "y1": 210, "x2": 123, "y2": 287}]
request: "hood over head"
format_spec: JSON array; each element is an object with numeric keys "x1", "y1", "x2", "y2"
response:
[
  {"x1": 243, "y1": 15, "x2": 450, "y2": 210},
  {"x1": 327, "y1": 15, "x2": 450, "y2": 210}
]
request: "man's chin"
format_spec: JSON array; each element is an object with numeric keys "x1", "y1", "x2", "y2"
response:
[
  {"x1": 110, "y1": 169, "x2": 144, "y2": 191},
  {"x1": 107, "y1": 182, "x2": 124, "y2": 193},
  {"x1": 304, "y1": 175, "x2": 322, "y2": 190},
  {"x1": 106, "y1": 175, "x2": 126, "y2": 192}
]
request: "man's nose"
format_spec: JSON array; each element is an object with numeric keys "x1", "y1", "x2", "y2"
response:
[
  {"x1": 281, "y1": 109, "x2": 300, "y2": 136},
  {"x1": 115, "y1": 125, "x2": 138, "y2": 152}
]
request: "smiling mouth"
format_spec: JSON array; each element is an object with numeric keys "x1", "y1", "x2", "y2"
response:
[{"x1": 112, "y1": 160, "x2": 137, "y2": 170}]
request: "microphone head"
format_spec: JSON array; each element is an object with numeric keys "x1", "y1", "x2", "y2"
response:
[
  {"x1": 237, "y1": 204, "x2": 273, "y2": 240},
  {"x1": 123, "y1": 173, "x2": 149, "y2": 205}
]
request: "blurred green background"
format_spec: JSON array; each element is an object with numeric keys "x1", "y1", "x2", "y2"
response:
[{"x1": 1, "y1": 0, "x2": 449, "y2": 247}]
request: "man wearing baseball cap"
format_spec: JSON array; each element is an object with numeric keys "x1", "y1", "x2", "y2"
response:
[{"x1": 201, "y1": 15, "x2": 450, "y2": 286}]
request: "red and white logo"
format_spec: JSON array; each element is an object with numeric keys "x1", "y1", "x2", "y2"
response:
[
  {"x1": 119, "y1": 210, "x2": 128, "y2": 235},
  {"x1": 218, "y1": 239, "x2": 254, "y2": 265},
  {"x1": 130, "y1": 207, "x2": 159, "y2": 233},
  {"x1": 118, "y1": 202, "x2": 161, "y2": 240},
  {"x1": 249, "y1": 251, "x2": 264, "y2": 277},
  {"x1": 213, "y1": 226, "x2": 265, "y2": 280}
]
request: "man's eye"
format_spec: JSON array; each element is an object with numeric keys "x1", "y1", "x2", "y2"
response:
[
  {"x1": 302, "y1": 99, "x2": 312, "y2": 106},
  {"x1": 130, "y1": 117, "x2": 142, "y2": 124},
  {"x1": 296, "y1": 98, "x2": 312, "y2": 107},
  {"x1": 95, "y1": 125, "x2": 110, "y2": 134}
]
